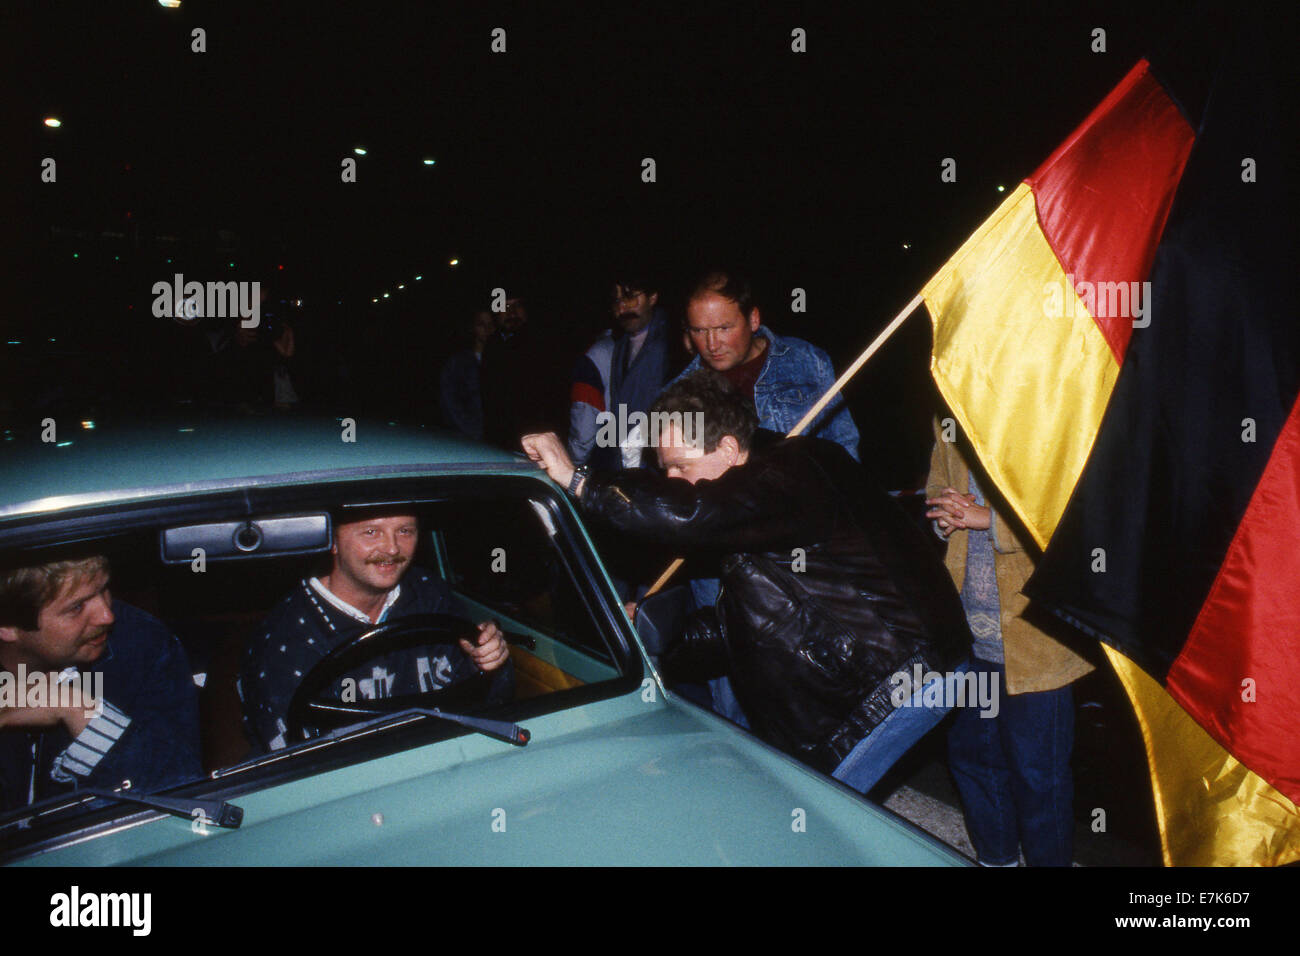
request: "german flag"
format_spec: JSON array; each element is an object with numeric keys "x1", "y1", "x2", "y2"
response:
[
  {"x1": 922, "y1": 57, "x2": 1193, "y2": 551},
  {"x1": 923, "y1": 16, "x2": 1300, "y2": 865},
  {"x1": 1024, "y1": 22, "x2": 1300, "y2": 865}
]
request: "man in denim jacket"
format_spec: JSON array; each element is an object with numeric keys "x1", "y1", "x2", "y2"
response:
[
  {"x1": 671, "y1": 269, "x2": 860, "y2": 721},
  {"x1": 674, "y1": 269, "x2": 859, "y2": 460}
]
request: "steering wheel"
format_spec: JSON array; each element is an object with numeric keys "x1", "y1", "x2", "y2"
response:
[{"x1": 285, "y1": 613, "x2": 497, "y2": 742}]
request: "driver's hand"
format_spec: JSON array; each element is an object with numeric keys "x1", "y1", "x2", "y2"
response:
[{"x1": 460, "y1": 621, "x2": 510, "y2": 673}]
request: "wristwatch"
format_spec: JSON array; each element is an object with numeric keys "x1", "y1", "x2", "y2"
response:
[{"x1": 568, "y1": 464, "x2": 589, "y2": 497}]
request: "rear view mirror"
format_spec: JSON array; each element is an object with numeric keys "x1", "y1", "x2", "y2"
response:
[{"x1": 160, "y1": 514, "x2": 332, "y2": 564}]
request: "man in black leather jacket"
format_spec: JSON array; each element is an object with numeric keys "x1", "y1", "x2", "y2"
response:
[{"x1": 523, "y1": 371, "x2": 973, "y2": 791}]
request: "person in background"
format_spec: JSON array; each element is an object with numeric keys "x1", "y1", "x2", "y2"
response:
[
  {"x1": 567, "y1": 327, "x2": 615, "y2": 466},
  {"x1": 440, "y1": 309, "x2": 497, "y2": 441},
  {"x1": 602, "y1": 270, "x2": 679, "y2": 471}
]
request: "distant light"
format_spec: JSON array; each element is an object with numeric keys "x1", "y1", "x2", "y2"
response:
[
  {"x1": 49, "y1": 338, "x2": 56, "y2": 343},
  {"x1": 397, "y1": 284, "x2": 405, "y2": 290},
  {"x1": 277, "y1": 263, "x2": 285, "y2": 271},
  {"x1": 165, "y1": 257, "x2": 172, "y2": 264},
  {"x1": 158, "y1": 0, "x2": 182, "y2": 8},
  {"x1": 371, "y1": 298, "x2": 378, "y2": 303},
  {"x1": 448, "y1": 258, "x2": 459, "y2": 267},
  {"x1": 996, "y1": 184, "x2": 1006, "y2": 193},
  {"x1": 902, "y1": 243, "x2": 911, "y2": 250},
  {"x1": 56, "y1": 441, "x2": 73, "y2": 448},
  {"x1": 353, "y1": 147, "x2": 367, "y2": 156},
  {"x1": 72, "y1": 253, "x2": 79, "y2": 259},
  {"x1": 80, "y1": 420, "x2": 95, "y2": 430},
  {"x1": 7, "y1": 340, "x2": 20, "y2": 346},
  {"x1": 414, "y1": 275, "x2": 423, "y2": 281},
  {"x1": 423, "y1": 158, "x2": 436, "y2": 166},
  {"x1": 382, "y1": 292, "x2": 390, "y2": 298},
  {"x1": 44, "y1": 117, "x2": 61, "y2": 128},
  {"x1": 178, "y1": 427, "x2": 196, "y2": 433},
  {"x1": 228, "y1": 262, "x2": 235, "y2": 268}
]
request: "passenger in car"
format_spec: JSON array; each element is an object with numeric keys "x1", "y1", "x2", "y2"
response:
[
  {"x1": 238, "y1": 509, "x2": 514, "y2": 752},
  {"x1": 523, "y1": 371, "x2": 974, "y2": 795},
  {"x1": 0, "y1": 555, "x2": 202, "y2": 812}
]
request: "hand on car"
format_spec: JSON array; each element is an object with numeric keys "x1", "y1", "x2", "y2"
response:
[
  {"x1": 924, "y1": 487, "x2": 992, "y2": 536},
  {"x1": 521, "y1": 432, "x2": 576, "y2": 491},
  {"x1": 459, "y1": 620, "x2": 510, "y2": 673}
]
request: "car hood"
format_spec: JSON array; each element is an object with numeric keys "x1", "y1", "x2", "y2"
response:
[{"x1": 16, "y1": 696, "x2": 965, "y2": 866}]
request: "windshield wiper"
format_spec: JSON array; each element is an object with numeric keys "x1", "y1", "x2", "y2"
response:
[
  {"x1": 0, "y1": 785, "x2": 242, "y2": 836},
  {"x1": 309, "y1": 704, "x2": 531, "y2": 747}
]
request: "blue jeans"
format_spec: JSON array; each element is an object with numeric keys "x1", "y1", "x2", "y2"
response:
[
  {"x1": 831, "y1": 662, "x2": 969, "y2": 795},
  {"x1": 947, "y1": 658, "x2": 1074, "y2": 867}
]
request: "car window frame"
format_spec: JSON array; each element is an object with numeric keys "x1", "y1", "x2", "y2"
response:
[{"x1": 0, "y1": 471, "x2": 646, "y2": 862}]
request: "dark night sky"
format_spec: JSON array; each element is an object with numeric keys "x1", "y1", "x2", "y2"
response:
[{"x1": 10, "y1": 0, "x2": 1250, "y2": 483}]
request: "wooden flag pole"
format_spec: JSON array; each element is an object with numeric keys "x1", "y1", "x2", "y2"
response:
[{"x1": 641, "y1": 291, "x2": 926, "y2": 599}]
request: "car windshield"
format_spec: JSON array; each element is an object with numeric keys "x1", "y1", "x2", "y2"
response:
[{"x1": 0, "y1": 475, "x2": 637, "y2": 854}]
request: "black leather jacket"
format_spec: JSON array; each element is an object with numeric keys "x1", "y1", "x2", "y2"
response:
[{"x1": 581, "y1": 430, "x2": 971, "y2": 773}]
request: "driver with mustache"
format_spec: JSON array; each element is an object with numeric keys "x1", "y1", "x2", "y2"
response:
[{"x1": 240, "y1": 510, "x2": 513, "y2": 752}]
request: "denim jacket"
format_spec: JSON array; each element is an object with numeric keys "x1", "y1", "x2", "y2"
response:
[{"x1": 676, "y1": 325, "x2": 860, "y2": 460}]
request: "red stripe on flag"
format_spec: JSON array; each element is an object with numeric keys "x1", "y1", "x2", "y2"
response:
[
  {"x1": 1027, "y1": 59, "x2": 1195, "y2": 363},
  {"x1": 1166, "y1": 394, "x2": 1300, "y2": 803}
]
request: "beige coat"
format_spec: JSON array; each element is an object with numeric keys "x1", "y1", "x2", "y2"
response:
[{"x1": 926, "y1": 417, "x2": 1094, "y2": 694}]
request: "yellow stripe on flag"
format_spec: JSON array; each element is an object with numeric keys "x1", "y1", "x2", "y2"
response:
[
  {"x1": 1103, "y1": 645, "x2": 1300, "y2": 866},
  {"x1": 923, "y1": 182, "x2": 1120, "y2": 549}
]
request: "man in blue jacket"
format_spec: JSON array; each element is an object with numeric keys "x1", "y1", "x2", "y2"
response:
[
  {"x1": 0, "y1": 556, "x2": 201, "y2": 812},
  {"x1": 676, "y1": 268, "x2": 859, "y2": 460}
]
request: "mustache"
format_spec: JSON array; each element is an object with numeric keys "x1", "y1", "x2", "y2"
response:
[
  {"x1": 366, "y1": 555, "x2": 408, "y2": 566},
  {"x1": 83, "y1": 625, "x2": 111, "y2": 643}
]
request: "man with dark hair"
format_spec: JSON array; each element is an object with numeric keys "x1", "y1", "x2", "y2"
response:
[
  {"x1": 599, "y1": 271, "x2": 679, "y2": 470},
  {"x1": 521, "y1": 372, "x2": 971, "y2": 791},
  {"x1": 239, "y1": 510, "x2": 513, "y2": 752},
  {"x1": 0, "y1": 556, "x2": 201, "y2": 812}
]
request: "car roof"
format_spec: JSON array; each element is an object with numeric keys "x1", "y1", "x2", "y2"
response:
[{"x1": 0, "y1": 418, "x2": 540, "y2": 519}]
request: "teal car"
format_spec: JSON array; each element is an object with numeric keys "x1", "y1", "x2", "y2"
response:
[{"x1": 0, "y1": 418, "x2": 966, "y2": 865}]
